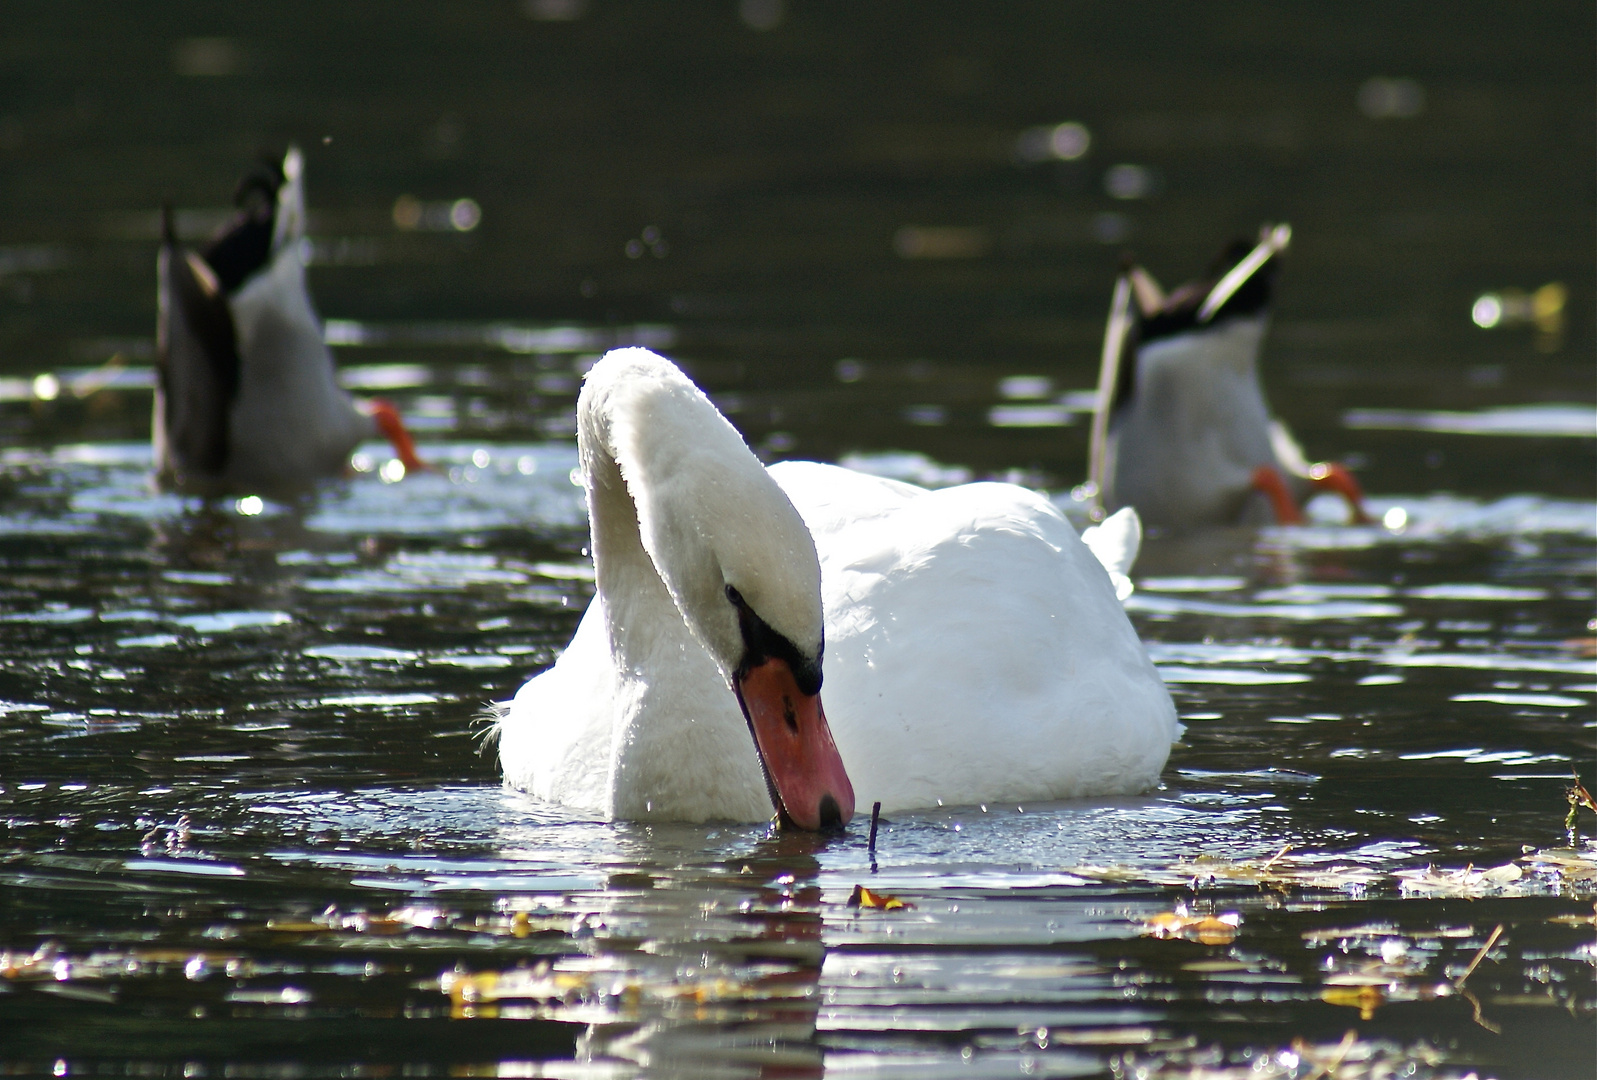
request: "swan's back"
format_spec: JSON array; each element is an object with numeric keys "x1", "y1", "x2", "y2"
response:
[{"x1": 769, "y1": 462, "x2": 1178, "y2": 811}]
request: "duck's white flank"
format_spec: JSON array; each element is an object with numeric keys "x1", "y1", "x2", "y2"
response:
[
  {"x1": 1105, "y1": 316, "x2": 1279, "y2": 525},
  {"x1": 224, "y1": 150, "x2": 370, "y2": 488}
]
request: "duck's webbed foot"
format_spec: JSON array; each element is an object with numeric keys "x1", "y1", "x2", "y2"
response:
[
  {"x1": 1308, "y1": 461, "x2": 1372, "y2": 524},
  {"x1": 366, "y1": 398, "x2": 435, "y2": 476},
  {"x1": 1249, "y1": 465, "x2": 1304, "y2": 525}
]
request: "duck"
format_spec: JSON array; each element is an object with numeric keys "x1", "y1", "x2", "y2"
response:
[
  {"x1": 1084, "y1": 224, "x2": 1371, "y2": 529},
  {"x1": 495, "y1": 348, "x2": 1179, "y2": 828},
  {"x1": 154, "y1": 146, "x2": 426, "y2": 495}
]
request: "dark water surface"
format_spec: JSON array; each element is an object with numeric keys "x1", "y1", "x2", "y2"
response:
[{"x1": 1, "y1": 4, "x2": 1594, "y2": 1077}]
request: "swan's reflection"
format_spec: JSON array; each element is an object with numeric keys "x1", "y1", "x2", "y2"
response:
[{"x1": 488, "y1": 821, "x2": 834, "y2": 1077}]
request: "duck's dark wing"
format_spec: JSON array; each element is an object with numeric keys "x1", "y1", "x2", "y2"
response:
[
  {"x1": 1138, "y1": 234, "x2": 1282, "y2": 347},
  {"x1": 1107, "y1": 229, "x2": 1288, "y2": 414},
  {"x1": 1107, "y1": 315, "x2": 1143, "y2": 416},
  {"x1": 156, "y1": 209, "x2": 240, "y2": 477},
  {"x1": 202, "y1": 155, "x2": 282, "y2": 292}
]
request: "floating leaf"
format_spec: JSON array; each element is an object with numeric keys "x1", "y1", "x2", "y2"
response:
[
  {"x1": 1070, "y1": 851, "x2": 1380, "y2": 893},
  {"x1": 1141, "y1": 907, "x2": 1241, "y2": 945},
  {"x1": 847, "y1": 885, "x2": 912, "y2": 910},
  {"x1": 1397, "y1": 861, "x2": 1542, "y2": 897},
  {"x1": 1074, "y1": 843, "x2": 1596, "y2": 898},
  {"x1": 1525, "y1": 846, "x2": 1597, "y2": 882},
  {"x1": 1549, "y1": 904, "x2": 1597, "y2": 927},
  {"x1": 1322, "y1": 983, "x2": 1385, "y2": 1020}
]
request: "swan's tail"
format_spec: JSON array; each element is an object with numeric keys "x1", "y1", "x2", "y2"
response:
[
  {"x1": 473, "y1": 700, "x2": 511, "y2": 754},
  {"x1": 1080, "y1": 506, "x2": 1142, "y2": 602}
]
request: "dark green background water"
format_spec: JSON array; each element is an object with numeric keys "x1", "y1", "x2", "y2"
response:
[
  {"x1": 0, "y1": 4, "x2": 1593, "y2": 1077},
  {"x1": 2, "y1": 1, "x2": 1592, "y2": 487}
]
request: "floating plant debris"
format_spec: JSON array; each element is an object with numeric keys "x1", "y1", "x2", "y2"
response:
[
  {"x1": 1140, "y1": 906, "x2": 1241, "y2": 945},
  {"x1": 847, "y1": 885, "x2": 912, "y2": 910}
]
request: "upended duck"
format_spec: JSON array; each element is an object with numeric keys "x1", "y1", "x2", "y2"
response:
[
  {"x1": 1085, "y1": 224, "x2": 1370, "y2": 529},
  {"x1": 495, "y1": 349, "x2": 1179, "y2": 829},
  {"x1": 155, "y1": 146, "x2": 426, "y2": 495}
]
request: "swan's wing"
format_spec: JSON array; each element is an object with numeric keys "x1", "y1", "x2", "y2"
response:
[
  {"x1": 810, "y1": 480, "x2": 1177, "y2": 810},
  {"x1": 1080, "y1": 506, "x2": 1142, "y2": 602},
  {"x1": 767, "y1": 460, "x2": 923, "y2": 540}
]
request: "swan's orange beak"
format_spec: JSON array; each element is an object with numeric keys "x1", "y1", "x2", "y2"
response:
[{"x1": 734, "y1": 657, "x2": 855, "y2": 831}]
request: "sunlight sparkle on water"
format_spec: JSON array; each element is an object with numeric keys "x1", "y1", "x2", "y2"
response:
[
  {"x1": 1472, "y1": 293, "x2": 1503, "y2": 328},
  {"x1": 1014, "y1": 121, "x2": 1091, "y2": 162}
]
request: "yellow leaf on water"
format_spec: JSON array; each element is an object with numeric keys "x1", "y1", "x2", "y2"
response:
[
  {"x1": 1140, "y1": 908, "x2": 1241, "y2": 944},
  {"x1": 1322, "y1": 983, "x2": 1384, "y2": 1020},
  {"x1": 264, "y1": 920, "x2": 324, "y2": 933},
  {"x1": 1194, "y1": 917, "x2": 1239, "y2": 946},
  {"x1": 1181, "y1": 959, "x2": 1251, "y2": 972},
  {"x1": 443, "y1": 969, "x2": 500, "y2": 1005},
  {"x1": 848, "y1": 885, "x2": 911, "y2": 910}
]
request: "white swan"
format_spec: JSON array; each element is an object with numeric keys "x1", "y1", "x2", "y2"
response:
[
  {"x1": 497, "y1": 349, "x2": 1179, "y2": 827},
  {"x1": 155, "y1": 147, "x2": 427, "y2": 495}
]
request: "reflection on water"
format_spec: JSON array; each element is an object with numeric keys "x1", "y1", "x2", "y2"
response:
[
  {"x1": 0, "y1": 440, "x2": 1592, "y2": 1076},
  {"x1": 1344, "y1": 405, "x2": 1596, "y2": 439}
]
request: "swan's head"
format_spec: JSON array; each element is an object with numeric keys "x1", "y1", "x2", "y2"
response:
[
  {"x1": 581, "y1": 349, "x2": 855, "y2": 831},
  {"x1": 722, "y1": 581, "x2": 852, "y2": 831}
]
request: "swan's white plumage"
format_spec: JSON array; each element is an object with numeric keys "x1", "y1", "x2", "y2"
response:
[
  {"x1": 497, "y1": 348, "x2": 1179, "y2": 822},
  {"x1": 767, "y1": 462, "x2": 1177, "y2": 810},
  {"x1": 1080, "y1": 506, "x2": 1142, "y2": 602},
  {"x1": 499, "y1": 349, "x2": 820, "y2": 823},
  {"x1": 579, "y1": 350, "x2": 822, "y2": 676}
]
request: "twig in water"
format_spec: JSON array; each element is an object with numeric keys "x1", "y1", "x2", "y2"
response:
[
  {"x1": 1260, "y1": 843, "x2": 1294, "y2": 872},
  {"x1": 67, "y1": 352, "x2": 126, "y2": 400},
  {"x1": 1459, "y1": 988, "x2": 1502, "y2": 1034},
  {"x1": 867, "y1": 801, "x2": 881, "y2": 854},
  {"x1": 1297, "y1": 1028, "x2": 1357, "y2": 1080},
  {"x1": 1454, "y1": 923, "x2": 1506, "y2": 1034},
  {"x1": 1454, "y1": 923, "x2": 1505, "y2": 988}
]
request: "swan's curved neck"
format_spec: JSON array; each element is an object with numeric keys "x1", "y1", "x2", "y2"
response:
[
  {"x1": 577, "y1": 349, "x2": 823, "y2": 679},
  {"x1": 582, "y1": 434, "x2": 691, "y2": 676},
  {"x1": 574, "y1": 350, "x2": 852, "y2": 830}
]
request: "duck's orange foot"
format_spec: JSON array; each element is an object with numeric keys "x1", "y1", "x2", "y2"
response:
[
  {"x1": 1308, "y1": 461, "x2": 1372, "y2": 524},
  {"x1": 1250, "y1": 465, "x2": 1304, "y2": 525},
  {"x1": 367, "y1": 398, "x2": 436, "y2": 475}
]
